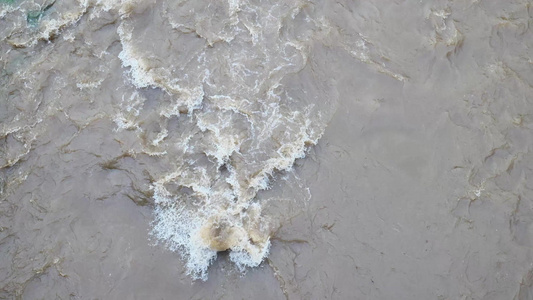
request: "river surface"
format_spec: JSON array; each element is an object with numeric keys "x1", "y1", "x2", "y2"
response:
[{"x1": 1, "y1": 0, "x2": 533, "y2": 299}]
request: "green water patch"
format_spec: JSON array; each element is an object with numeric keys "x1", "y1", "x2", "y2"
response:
[
  {"x1": 26, "y1": 10, "x2": 42, "y2": 26},
  {"x1": 0, "y1": 0, "x2": 16, "y2": 4},
  {"x1": 26, "y1": 0, "x2": 55, "y2": 27}
]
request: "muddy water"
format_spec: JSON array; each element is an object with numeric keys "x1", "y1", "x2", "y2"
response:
[{"x1": 1, "y1": 0, "x2": 533, "y2": 299}]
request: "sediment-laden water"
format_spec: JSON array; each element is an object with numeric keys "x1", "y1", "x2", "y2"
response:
[{"x1": 1, "y1": 0, "x2": 533, "y2": 299}]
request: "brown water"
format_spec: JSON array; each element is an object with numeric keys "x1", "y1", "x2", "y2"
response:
[{"x1": 1, "y1": 0, "x2": 533, "y2": 299}]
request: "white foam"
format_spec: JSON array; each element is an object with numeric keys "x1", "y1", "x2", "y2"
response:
[
  {"x1": 113, "y1": 112, "x2": 140, "y2": 132},
  {"x1": 110, "y1": 0, "x2": 337, "y2": 280}
]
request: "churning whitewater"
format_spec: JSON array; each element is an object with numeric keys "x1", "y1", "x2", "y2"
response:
[
  {"x1": 1, "y1": 0, "x2": 338, "y2": 280},
  {"x1": 117, "y1": 0, "x2": 337, "y2": 280}
]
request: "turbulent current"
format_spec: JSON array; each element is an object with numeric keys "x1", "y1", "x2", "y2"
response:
[
  {"x1": 2, "y1": 0, "x2": 533, "y2": 298},
  {"x1": 115, "y1": 0, "x2": 337, "y2": 279},
  {"x1": 1, "y1": 0, "x2": 338, "y2": 281}
]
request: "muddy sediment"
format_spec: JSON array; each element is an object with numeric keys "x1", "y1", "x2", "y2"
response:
[{"x1": 1, "y1": 0, "x2": 533, "y2": 299}]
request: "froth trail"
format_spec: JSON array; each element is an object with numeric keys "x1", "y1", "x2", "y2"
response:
[
  {"x1": 122, "y1": 0, "x2": 336, "y2": 280},
  {"x1": 0, "y1": 0, "x2": 338, "y2": 280}
]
